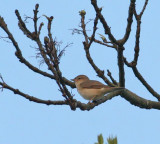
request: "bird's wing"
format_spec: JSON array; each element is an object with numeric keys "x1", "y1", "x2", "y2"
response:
[{"x1": 80, "y1": 80, "x2": 108, "y2": 89}]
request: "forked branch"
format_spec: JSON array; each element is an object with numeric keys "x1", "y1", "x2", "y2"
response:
[{"x1": 1, "y1": 1, "x2": 160, "y2": 111}]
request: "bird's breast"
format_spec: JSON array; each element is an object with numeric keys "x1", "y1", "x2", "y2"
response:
[{"x1": 77, "y1": 88, "x2": 104, "y2": 100}]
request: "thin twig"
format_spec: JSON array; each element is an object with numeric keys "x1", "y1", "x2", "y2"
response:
[
  {"x1": 91, "y1": 0, "x2": 125, "y2": 87},
  {"x1": 0, "y1": 79, "x2": 123, "y2": 110},
  {"x1": 131, "y1": 0, "x2": 149, "y2": 65},
  {"x1": 89, "y1": 37, "x2": 116, "y2": 49},
  {"x1": 91, "y1": 0, "x2": 118, "y2": 45},
  {"x1": 43, "y1": 15, "x2": 74, "y2": 108},
  {"x1": 132, "y1": 67, "x2": 160, "y2": 101},
  {"x1": 38, "y1": 22, "x2": 44, "y2": 36},
  {"x1": 119, "y1": 0, "x2": 135, "y2": 45},
  {"x1": 88, "y1": 13, "x2": 98, "y2": 47},
  {"x1": 139, "y1": 0, "x2": 149, "y2": 17},
  {"x1": 79, "y1": 10, "x2": 89, "y2": 45},
  {"x1": 15, "y1": 10, "x2": 34, "y2": 40},
  {"x1": 79, "y1": 12, "x2": 114, "y2": 86},
  {"x1": 107, "y1": 70, "x2": 118, "y2": 85},
  {"x1": 0, "y1": 81, "x2": 68, "y2": 105},
  {"x1": 33, "y1": 4, "x2": 39, "y2": 34}
]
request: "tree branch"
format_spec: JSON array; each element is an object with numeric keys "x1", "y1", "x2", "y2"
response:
[
  {"x1": 130, "y1": 0, "x2": 149, "y2": 66},
  {"x1": 121, "y1": 89, "x2": 160, "y2": 110},
  {"x1": 33, "y1": 4, "x2": 39, "y2": 34},
  {"x1": 117, "y1": 46, "x2": 125, "y2": 87},
  {"x1": 76, "y1": 90, "x2": 121, "y2": 110},
  {"x1": 132, "y1": 15, "x2": 141, "y2": 65},
  {"x1": 2, "y1": 2, "x2": 160, "y2": 112},
  {"x1": 89, "y1": 37, "x2": 116, "y2": 49},
  {"x1": 132, "y1": 67, "x2": 160, "y2": 101},
  {"x1": 139, "y1": 0, "x2": 149, "y2": 17},
  {"x1": 2, "y1": 78, "x2": 160, "y2": 111},
  {"x1": 0, "y1": 16, "x2": 75, "y2": 89},
  {"x1": 15, "y1": 10, "x2": 35, "y2": 40},
  {"x1": 91, "y1": 0, "x2": 125, "y2": 87},
  {"x1": 79, "y1": 12, "x2": 114, "y2": 86},
  {"x1": 107, "y1": 70, "x2": 118, "y2": 85},
  {"x1": 79, "y1": 10, "x2": 89, "y2": 45},
  {"x1": 91, "y1": 0, "x2": 118, "y2": 45},
  {"x1": 84, "y1": 45, "x2": 114, "y2": 86},
  {"x1": 0, "y1": 81, "x2": 68, "y2": 106},
  {"x1": 119, "y1": 0, "x2": 135, "y2": 45},
  {"x1": 0, "y1": 78, "x2": 122, "y2": 111},
  {"x1": 43, "y1": 16, "x2": 74, "y2": 103},
  {"x1": 88, "y1": 13, "x2": 98, "y2": 47},
  {"x1": 123, "y1": 0, "x2": 160, "y2": 100}
]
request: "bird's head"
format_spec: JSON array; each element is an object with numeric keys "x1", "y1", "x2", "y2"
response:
[{"x1": 71, "y1": 75, "x2": 89, "y2": 86}]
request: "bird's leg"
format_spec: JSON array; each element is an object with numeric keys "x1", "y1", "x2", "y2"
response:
[{"x1": 88, "y1": 95, "x2": 97, "y2": 104}]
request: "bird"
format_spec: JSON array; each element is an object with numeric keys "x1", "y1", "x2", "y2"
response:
[{"x1": 71, "y1": 75, "x2": 124, "y2": 102}]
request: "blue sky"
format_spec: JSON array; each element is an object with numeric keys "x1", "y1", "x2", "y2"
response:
[{"x1": 0, "y1": 0, "x2": 160, "y2": 144}]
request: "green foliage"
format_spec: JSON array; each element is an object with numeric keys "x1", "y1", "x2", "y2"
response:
[
  {"x1": 95, "y1": 134, "x2": 104, "y2": 144},
  {"x1": 107, "y1": 136, "x2": 117, "y2": 144},
  {"x1": 95, "y1": 134, "x2": 118, "y2": 144}
]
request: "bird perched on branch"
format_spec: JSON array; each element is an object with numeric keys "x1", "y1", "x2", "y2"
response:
[{"x1": 71, "y1": 75, "x2": 124, "y2": 102}]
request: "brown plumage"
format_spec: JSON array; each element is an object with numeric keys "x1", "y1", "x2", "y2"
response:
[{"x1": 72, "y1": 75, "x2": 124, "y2": 101}]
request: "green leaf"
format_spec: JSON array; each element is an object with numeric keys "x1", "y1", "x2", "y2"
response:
[
  {"x1": 107, "y1": 136, "x2": 118, "y2": 144},
  {"x1": 98, "y1": 134, "x2": 104, "y2": 144}
]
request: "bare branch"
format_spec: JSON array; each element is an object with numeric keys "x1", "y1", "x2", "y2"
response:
[
  {"x1": 123, "y1": 56, "x2": 132, "y2": 67},
  {"x1": 33, "y1": 4, "x2": 39, "y2": 34},
  {"x1": 0, "y1": 81, "x2": 68, "y2": 106},
  {"x1": 139, "y1": 0, "x2": 149, "y2": 17},
  {"x1": 122, "y1": 0, "x2": 158, "y2": 101},
  {"x1": 79, "y1": 13, "x2": 114, "y2": 86},
  {"x1": 1, "y1": 2, "x2": 160, "y2": 112},
  {"x1": 38, "y1": 22, "x2": 44, "y2": 36},
  {"x1": 79, "y1": 10, "x2": 89, "y2": 44},
  {"x1": 121, "y1": 89, "x2": 160, "y2": 110},
  {"x1": 0, "y1": 16, "x2": 75, "y2": 89},
  {"x1": 89, "y1": 37, "x2": 116, "y2": 49},
  {"x1": 1, "y1": 76, "x2": 160, "y2": 111},
  {"x1": 130, "y1": 0, "x2": 149, "y2": 65},
  {"x1": 119, "y1": 0, "x2": 135, "y2": 45},
  {"x1": 0, "y1": 75, "x2": 122, "y2": 111},
  {"x1": 90, "y1": 0, "x2": 118, "y2": 45},
  {"x1": 88, "y1": 13, "x2": 98, "y2": 47},
  {"x1": 15, "y1": 10, "x2": 34, "y2": 40},
  {"x1": 77, "y1": 90, "x2": 122, "y2": 110},
  {"x1": 0, "y1": 17, "x2": 51, "y2": 78},
  {"x1": 117, "y1": 46, "x2": 125, "y2": 87},
  {"x1": 90, "y1": 0, "x2": 125, "y2": 87},
  {"x1": 107, "y1": 70, "x2": 118, "y2": 86},
  {"x1": 0, "y1": 78, "x2": 122, "y2": 111},
  {"x1": 42, "y1": 16, "x2": 74, "y2": 104},
  {"x1": 70, "y1": 28, "x2": 83, "y2": 35},
  {"x1": 132, "y1": 17, "x2": 141, "y2": 65},
  {"x1": 132, "y1": 67, "x2": 160, "y2": 101},
  {"x1": 122, "y1": 50, "x2": 160, "y2": 101}
]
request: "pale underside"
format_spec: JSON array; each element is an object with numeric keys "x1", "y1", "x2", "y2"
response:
[
  {"x1": 77, "y1": 87, "x2": 106, "y2": 100},
  {"x1": 77, "y1": 80, "x2": 112, "y2": 100},
  {"x1": 75, "y1": 80, "x2": 123, "y2": 101}
]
